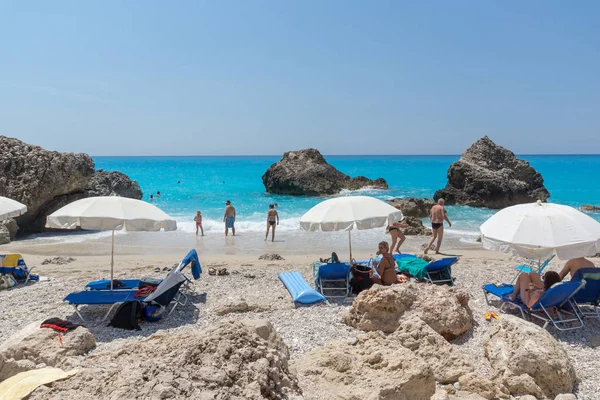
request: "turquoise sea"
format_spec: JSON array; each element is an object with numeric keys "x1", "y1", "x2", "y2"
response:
[{"x1": 93, "y1": 155, "x2": 600, "y2": 241}]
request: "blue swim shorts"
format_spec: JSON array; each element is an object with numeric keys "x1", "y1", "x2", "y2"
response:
[{"x1": 226, "y1": 216, "x2": 235, "y2": 228}]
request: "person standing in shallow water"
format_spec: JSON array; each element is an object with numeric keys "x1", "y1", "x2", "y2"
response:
[
  {"x1": 424, "y1": 198, "x2": 451, "y2": 254},
  {"x1": 194, "y1": 210, "x2": 204, "y2": 236},
  {"x1": 223, "y1": 200, "x2": 236, "y2": 236},
  {"x1": 265, "y1": 204, "x2": 279, "y2": 241}
]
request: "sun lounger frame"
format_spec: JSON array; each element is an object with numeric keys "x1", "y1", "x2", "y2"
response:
[{"x1": 313, "y1": 262, "x2": 351, "y2": 298}]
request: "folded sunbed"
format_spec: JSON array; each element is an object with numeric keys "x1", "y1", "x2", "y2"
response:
[{"x1": 482, "y1": 280, "x2": 586, "y2": 330}]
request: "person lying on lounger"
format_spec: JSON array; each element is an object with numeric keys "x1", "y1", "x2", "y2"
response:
[
  {"x1": 508, "y1": 270, "x2": 562, "y2": 308},
  {"x1": 371, "y1": 241, "x2": 397, "y2": 286},
  {"x1": 559, "y1": 257, "x2": 597, "y2": 280}
]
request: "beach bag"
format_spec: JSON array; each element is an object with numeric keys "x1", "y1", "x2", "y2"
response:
[
  {"x1": 350, "y1": 264, "x2": 373, "y2": 295},
  {"x1": 0, "y1": 274, "x2": 16, "y2": 290},
  {"x1": 109, "y1": 301, "x2": 143, "y2": 330}
]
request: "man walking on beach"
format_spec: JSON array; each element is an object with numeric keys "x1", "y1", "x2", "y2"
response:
[
  {"x1": 424, "y1": 198, "x2": 451, "y2": 254},
  {"x1": 224, "y1": 200, "x2": 236, "y2": 236}
]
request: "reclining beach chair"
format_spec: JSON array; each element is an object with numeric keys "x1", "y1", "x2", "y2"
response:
[
  {"x1": 85, "y1": 249, "x2": 201, "y2": 291},
  {"x1": 65, "y1": 250, "x2": 201, "y2": 321},
  {"x1": 482, "y1": 280, "x2": 586, "y2": 331},
  {"x1": 313, "y1": 261, "x2": 351, "y2": 297},
  {"x1": 394, "y1": 254, "x2": 457, "y2": 285},
  {"x1": 571, "y1": 268, "x2": 600, "y2": 319},
  {"x1": 0, "y1": 254, "x2": 38, "y2": 285},
  {"x1": 513, "y1": 255, "x2": 555, "y2": 282}
]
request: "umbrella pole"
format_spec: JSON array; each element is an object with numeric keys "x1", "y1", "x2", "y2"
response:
[
  {"x1": 110, "y1": 229, "x2": 115, "y2": 290},
  {"x1": 348, "y1": 231, "x2": 352, "y2": 261}
]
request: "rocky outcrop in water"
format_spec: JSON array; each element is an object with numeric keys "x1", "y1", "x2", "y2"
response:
[
  {"x1": 433, "y1": 136, "x2": 550, "y2": 208},
  {"x1": 386, "y1": 197, "x2": 435, "y2": 218},
  {"x1": 581, "y1": 204, "x2": 600, "y2": 212},
  {"x1": 0, "y1": 136, "x2": 142, "y2": 235},
  {"x1": 403, "y1": 216, "x2": 432, "y2": 236},
  {"x1": 262, "y1": 149, "x2": 388, "y2": 196}
]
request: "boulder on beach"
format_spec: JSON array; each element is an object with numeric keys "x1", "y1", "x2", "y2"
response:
[
  {"x1": 342, "y1": 283, "x2": 473, "y2": 340},
  {"x1": 30, "y1": 319, "x2": 302, "y2": 400},
  {"x1": 386, "y1": 197, "x2": 435, "y2": 218},
  {"x1": 0, "y1": 136, "x2": 142, "y2": 235},
  {"x1": 296, "y1": 331, "x2": 436, "y2": 400},
  {"x1": 433, "y1": 136, "x2": 550, "y2": 208},
  {"x1": 483, "y1": 315, "x2": 577, "y2": 398},
  {"x1": 0, "y1": 321, "x2": 96, "y2": 381},
  {"x1": 392, "y1": 315, "x2": 473, "y2": 383},
  {"x1": 262, "y1": 148, "x2": 388, "y2": 196}
]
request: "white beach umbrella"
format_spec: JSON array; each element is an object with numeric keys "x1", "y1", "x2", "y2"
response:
[
  {"x1": 480, "y1": 200, "x2": 600, "y2": 260},
  {"x1": 300, "y1": 196, "x2": 403, "y2": 260},
  {"x1": 46, "y1": 196, "x2": 177, "y2": 288},
  {"x1": 0, "y1": 196, "x2": 27, "y2": 220}
]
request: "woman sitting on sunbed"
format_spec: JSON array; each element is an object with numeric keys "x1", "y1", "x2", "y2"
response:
[
  {"x1": 508, "y1": 270, "x2": 562, "y2": 308},
  {"x1": 371, "y1": 241, "x2": 397, "y2": 286}
]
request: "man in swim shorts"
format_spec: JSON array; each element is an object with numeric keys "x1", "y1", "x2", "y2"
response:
[
  {"x1": 223, "y1": 200, "x2": 236, "y2": 236},
  {"x1": 424, "y1": 198, "x2": 452, "y2": 254}
]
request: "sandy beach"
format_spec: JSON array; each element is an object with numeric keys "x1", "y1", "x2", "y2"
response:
[{"x1": 1, "y1": 235, "x2": 598, "y2": 399}]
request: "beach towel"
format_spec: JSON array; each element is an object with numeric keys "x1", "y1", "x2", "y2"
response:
[
  {"x1": 0, "y1": 367, "x2": 76, "y2": 400},
  {"x1": 396, "y1": 257, "x2": 429, "y2": 280}
]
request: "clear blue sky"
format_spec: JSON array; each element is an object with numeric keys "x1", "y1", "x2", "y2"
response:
[{"x1": 1, "y1": 1, "x2": 599, "y2": 156}]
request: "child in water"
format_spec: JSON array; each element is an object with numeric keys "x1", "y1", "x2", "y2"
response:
[{"x1": 194, "y1": 210, "x2": 204, "y2": 236}]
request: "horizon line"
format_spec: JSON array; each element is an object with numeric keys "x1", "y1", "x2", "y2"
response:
[{"x1": 90, "y1": 153, "x2": 600, "y2": 157}]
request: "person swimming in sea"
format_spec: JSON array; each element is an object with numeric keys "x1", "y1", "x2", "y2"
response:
[
  {"x1": 194, "y1": 210, "x2": 204, "y2": 236},
  {"x1": 150, "y1": 194, "x2": 154, "y2": 201},
  {"x1": 157, "y1": 191, "x2": 161, "y2": 197},
  {"x1": 265, "y1": 204, "x2": 279, "y2": 241}
]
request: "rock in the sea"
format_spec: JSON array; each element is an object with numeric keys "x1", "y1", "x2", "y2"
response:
[
  {"x1": 581, "y1": 204, "x2": 600, "y2": 212},
  {"x1": 342, "y1": 283, "x2": 473, "y2": 340},
  {"x1": 30, "y1": 319, "x2": 301, "y2": 400},
  {"x1": 434, "y1": 136, "x2": 550, "y2": 208},
  {"x1": 0, "y1": 136, "x2": 142, "y2": 234},
  {"x1": 483, "y1": 315, "x2": 577, "y2": 398},
  {"x1": 0, "y1": 321, "x2": 96, "y2": 381},
  {"x1": 386, "y1": 197, "x2": 435, "y2": 218},
  {"x1": 402, "y1": 216, "x2": 432, "y2": 236},
  {"x1": 85, "y1": 170, "x2": 143, "y2": 199},
  {"x1": 392, "y1": 315, "x2": 473, "y2": 383},
  {"x1": 296, "y1": 331, "x2": 436, "y2": 400},
  {"x1": 262, "y1": 149, "x2": 388, "y2": 196}
]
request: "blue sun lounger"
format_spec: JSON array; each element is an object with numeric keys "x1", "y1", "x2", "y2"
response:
[
  {"x1": 313, "y1": 262, "x2": 351, "y2": 297},
  {"x1": 394, "y1": 254, "x2": 457, "y2": 285},
  {"x1": 279, "y1": 272, "x2": 326, "y2": 305},
  {"x1": 571, "y1": 268, "x2": 600, "y2": 318},
  {"x1": 482, "y1": 280, "x2": 586, "y2": 330},
  {"x1": 85, "y1": 249, "x2": 202, "y2": 291}
]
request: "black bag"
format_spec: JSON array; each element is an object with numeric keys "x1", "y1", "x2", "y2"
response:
[
  {"x1": 350, "y1": 264, "x2": 374, "y2": 295},
  {"x1": 109, "y1": 301, "x2": 144, "y2": 330}
]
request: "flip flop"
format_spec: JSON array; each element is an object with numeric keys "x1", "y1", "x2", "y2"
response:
[
  {"x1": 490, "y1": 311, "x2": 499, "y2": 320},
  {"x1": 217, "y1": 268, "x2": 229, "y2": 276},
  {"x1": 485, "y1": 312, "x2": 492, "y2": 321},
  {"x1": 208, "y1": 267, "x2": 216, "y2": 276}
]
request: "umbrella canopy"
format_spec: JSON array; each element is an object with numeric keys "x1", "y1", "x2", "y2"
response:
[
  {"x1": 480, "y1": 200, "x2": 600, "y2": 260},
  {"x1": 45, "y1": 196, "x2": 177, "y2": 231},
  {"x1": 0, "y1": 196, "x2": 27, "y2": 220},
  {"x1": 46, "y1": 196, "x2": 177, "y2": 289},
  {"x1": 300, "y1": 196, "x2": 403, "y2": 232},
  {"x1": 300, "y1": 196, "x2": 404, "y2": 260}
]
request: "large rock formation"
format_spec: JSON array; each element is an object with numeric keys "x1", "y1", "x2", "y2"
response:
[
  {"x1": 433, "y1": 136, "x2": 550, "y2": 208},
  {"x1": 402, "y1": 216, "x2": 432, "y2": 236},
  {"x1": 31, "y1": 319, "x2": 301, "y2": 400},
  {"x1": 483, "y1": 315, "x2": 577, "y2": 398},
  {"x1": 0, "y1": 136, "x2": 142, "y2": 234},
  {"x1": 581, "y1": 204, "x2": 600, "y2": 212},
  {"x1": 386, "y1": 197, "x2": 435, "y2": 218},
  {"x1": 342, "y1": 283, "x2": 473, "y2": 340},
  {"x1": 0, "y1": 321, "x2": 96, "y2": 381},
  {"x1": 296, "y1": 331, "x2": 436, "y2": 400},
  {"x1": 262, "y1": 149, "x2": 388, "y2": 196}
]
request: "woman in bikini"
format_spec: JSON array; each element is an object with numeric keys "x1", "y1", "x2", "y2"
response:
[
  {"x1": 265, "y1": 204, "x2": 279, "y2": 242},
  {"x1": 371, "y1": 241, "x2": 397, "y2": 286},
  {"x1": 194, "y1": 210, "x2": 204, "y2": 236},
  {"x1": 509, "y1": 270, "x2": 561, "y2": 308},
  {"x1": 387, "y1": 210, "x2": 409, "y2": 254}
]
